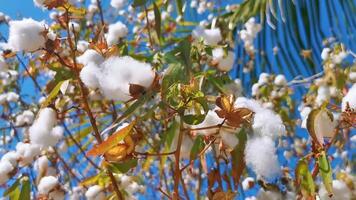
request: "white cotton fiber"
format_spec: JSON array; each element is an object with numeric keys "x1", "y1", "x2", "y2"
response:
[
  {"x1": 318, "y1": 180, "x2": 351, "y2": 200},
  {"x1": 245, "y1": 137, "x2": 281, "y2": 179},
  {"x1": 342, "y1": 84, "x2": 356, "y2": 111},
  {"x1": 1, "y1": 151, "x2": 19, "y2": 167},
  {"x1": 192, "y1": 26, "x2": 222, "y2": 46},
  {"x1": 77, "y1": 49, "x2": 104, "y2": 66},
  {"x1": 106, "y1": 21, "x2": 128, "y2": 46},
  {"x1": 0, "y1": 160, "x2": 14, "y2": 184},
  {"x1": 85, "y1": 185, "x2": 105, "y2": 200},
  {"x1": 79, "y1": 62, "x2": 101, "y2": 89},
  {"x1": 38, "y1": 176, "x2": 59, "y2": 195},
  {"x1": 191, "y1": 110, "x2": 223, "y2": 136},
  {"x1": 8, "y1": 18, "x2": 47, "y2": 52},
  {"x1": 252, "y1": 109, "x2": 286, "y2": 139},
  {"x1": 111, "y1": 0, "x2": 126, "y2": 9},
  {"x1": 16, "y1": 142, "x2": 41, "y2": 166},
  {"x1": 212, "y1": 48, "x2": 235, "y2": 71}
]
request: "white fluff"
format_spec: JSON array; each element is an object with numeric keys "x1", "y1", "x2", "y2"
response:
[
  {"x1": 8, "y1": 18, "x2": 46, "y2": 52},
  {"x1": 0, "y1": 160, "x2": 14, "y2": 184},
  {"x1": 316, "y1": 85, "x2": 330, "y2": 106},
  {"x1": 220, "y1": 131, "x2": 239, "y2": 149},
  {"x1": 77, "y1": 49, "x2": 104, "y2": 66},
  {"x1": 245, "y1": 137, "x2": 281, "y2": 179},
  {"x1": 6, "y1": 92, "x2": 19, "y2": 102},
  {"x1": 239, "y1": 18, "x2": 261, "y2": 52},
  {"x1": 16, "y1": 142, "x2": 41, "y2": 166},
  {"x1": 85, "y1": 185, "x2": 105, "y2": 200},
  {"x1": 15, "y1": 110, "x2": 35, "y2": 126},
  {"x1": 106, "y1": 21, "x2": 128, "y2": 46},
  {"x1": 79, "y1": 63, "x2": 101, "y2": 89},
  {"x1": 97, "y1": 56, "x2": 155, "y2": 101},
  {"x1": 29, "y1": 108, "x2": 62, "y2": 148},
  {"x1": 318, "y1": 180, "x2": 351, "y2": 200},
  {"x1": 111, "y1": 0, "x2": 126, "y2": 9},
  {"x1": 300, "y1": 106, "x2": 312, "y2": 128},
  {"x1": 274, "y1": 74, "x2": 287, "y2": 86},
  {"x1": 1, "y1": 151, "x2": 19, "y2": 167},
  {"x1": 321, "y1": 48, "x2": 331, "y2": 60},
  {"x1": 342, "y1": 84, "x2": 356, "y2": 111},
  {"x1": 192, "y1": 26, "x2": 222, "y2": 46},
  {"x1": 38, "y1": 176, "x2": 59, "y2": 195},
  {"x1": 191, "y1": 110, "x2": 223, "y2": 136},
  {"x1": 242, "y1": 177, "x2": 255, "y2": 190},
  {"x1": 212, "y1": 48, "x2": 235, "y2": 71},
  {"x1": 252, "y1": 109, "x2": 286, "y2": 139},
  {"x1": 34, "y1": 155, "x2": 49, "y2": 174}
]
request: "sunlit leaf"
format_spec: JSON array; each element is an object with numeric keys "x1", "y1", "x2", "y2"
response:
[
  {"x1": 42, "y1": 80, "x2": 66, "y2": 107},
  {"x1": 295, "y1": 159, "x2": 315, "y2": 198},
  {"x1": 318, "y1": 151, "x2": 333, "y2": 197},
  {"x1": 19, "y1": 177, "x2": 31, "y2": 200},
  {"x1": 107, "y1": 159, "x2": 138, "y2": 173}
]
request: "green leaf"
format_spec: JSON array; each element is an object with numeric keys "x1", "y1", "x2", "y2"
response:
[
  {"x1": 182, "y1": 114, "x2": 206, "y2": 125},
  {"x1": 153, "y1": 2, "x2": 162, "y2": 41},
  {"x1": 132, "y1": 0, "x2": 146, "y2": 7},
  {"x1": 42, "y1": 80, "x2": 66, "y2": 107},
  {"x1": 295, "y1": 159, "x2": 315, "y2": 198},
  {"x1": 175, "y1": 0, "x2": 184, "y2": 16},
  {"x1": 318, "y1": 151, "x2": 333, "y2": 196},
  {"x1": 19, "y1": 177, "x2": 31, "y2": 200},
  {"x1": 108, "y1": 159, "x2": 138, "y2": 173},
  {"x1": 4, "y1": 178, "x2": 20, "y2": 197},
  {"x1": 190, "y1": 135, "x2": 205, "y2": 160}
]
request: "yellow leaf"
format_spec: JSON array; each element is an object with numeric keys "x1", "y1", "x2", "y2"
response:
[
  {"x1": 87, "y1": 121, "x2": 136, "y2": 156},
  {"x1": 41, "y1": 80, "x2": 66, "y2": 108}
]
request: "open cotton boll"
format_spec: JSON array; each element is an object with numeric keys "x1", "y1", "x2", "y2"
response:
[
  {"x1": 15, "y1": 110, "x2": 35, "y2": 126},
  {"x1": 8, "y1": 18, "x2": 47, "y2": 52},
  {"x1": 212, "y1": 48, "x2": 235, "y2": 71},
  {"x1": 321, "y1": 48, "x2": 331, "y2": 60},
  {"x1": 252, "y1": 109, "x2": 286, "y2": 139},
  {"x1": 80, "y1": 63, "x2": 101, "y2": 89},
  {"x1": 1, "y1": 151, "x2": 19, "y2": 167},
  {"x1": 0, "y1": 160, "x2": 14, "y2": 184},
  {"x1": 98, "y1": 56, "x2": 155, "y2": 101},
  {"x1": 274, "y1": 74, "x2": 287, "y2": 86},
  {"x1": 242, "y1": 177, "x2": 255, "y2": 190},
  {"x1": 191, "y1": 110, "x2": 224, "y2": 136},
  {"x1": 234, "y1": 97, "x2": 264, "y2": 113},
  {"x1": 111, "y1": 0, "x2": 126, "y2": 9},
  {"x1": 38, "y1": 176, "x2": 59, "y2": 195},
  {"x1": 192, "y1": 26, "x2": 222, "y2": 46},
  {"x1": 35, "y1": 108, "x2": 57, "y2": 130},
  {"x1": 34, "y1": 155, "x2": 49, "y2": 174},
  {"x1": 316, "y1": 85, "x2": 330, "y2": 106},
  {"x1": 16, "y1": 142, "x2": 41, "y2": 166},
  {"x1": 245, "y1": 137, "x2": 281, "y2": 179},
  {"x1": 85, "y1": 185, "x2": 105, "y2": 200},
  {"x1": 300, "y1": 106, "x2": 312, "y2": 128},
  {"x1": 6, "y1": 92, "x2": 19, "y2": 102},
  {"x1": 220, "y1": 131, "x2": 239, "y2": 149},
  {"x1": 77, "y1": 49, "x2": 104, "y2": 66},
  {"x1": 106, "y1": 21, "x2": 128, "y2": 46},
  {"x1": 342, "y1": 84, "x2": 356, "y2": 111},
  {"x1": 319, "y1": 180, "x2": 351, "y2": 200}
]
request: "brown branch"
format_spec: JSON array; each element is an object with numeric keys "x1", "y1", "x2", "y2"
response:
[{"x1": 173, "y1": 123, "x2": 184, "y2": 199}]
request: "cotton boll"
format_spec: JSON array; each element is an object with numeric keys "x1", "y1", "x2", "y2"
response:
[
  {"x1": 251, "y1": 83, "x2": 260, "y2": 96},
  {"x1": 274, "y1": 74, "x2": 287, "y2": 86},
  {"x1": 242, "y1": 177, "x2": 255, "y2": 190},
  {"x1": 16, "y1": 142, "x2": 41, "y2": 166},
  {"x1": 111, "y1": 0, "x2": 126, "y2": 9},
  {"x1": 192, "y1": 26, "x2": 222, "y2": 46},
  {"x1": 85, "y1": 185, "x2": 105, "y2": 200},
  {"x1": 245, "y1": 137, "x2": 281, "y2": 179},
  {"x1": 1, "y1": 151, "x2": 19, "y2": 167},
  {"x1": 212, "y1": 48, "x2": 235, "y2": 71},
  {"x1": 300, "y1": 106, "x2": 312, "y2": 128},
  {"x1": 49, "y1": 189, "x2": 65, "y2": 200},
  {"x1": 316, "y1": 85, "x2": 330, "y2": 106},
  {"x1": 119, "y1": 174, "x2": 132, "y2": 187},
  {"x1": 0, "y1": 160, "x2": 14, "y2": 184},
  {"x1": 38, "y1": 176, "x2": 59, "y2": 195},
  {"x1": 234, "y1": 97, "x2": 264, "y2": 113},
  {"x1": 313, "y1": 109, "x2": 336, "y2": 144},
  {"x1": 220, "y1": 131, "x2": 239, "y2": 149},
  {"x1": 191, "y1": 110, "x2": 223, "y2": 136},
  {"x1": 106, "y1": 21, "x2": 128, "y2": 46},
  {"x1": 258, "y1": 73, "x2": 269, "y2": 85},
  {"x1": 80, "y1": 63, "x2": 101, "y2": 89},
  {"x1": 332, "y1": 51, "x2": 348, "y2": 64},
  {"x1": 34, "y1": 155, "x2": 49, "y2": 175},
  {"x1": 8, "y1": 18, "x2": 47, "y2": 52},
  {"x1": 77, "y1": 49, "x2": 104, "y2": 66},
  {"x1": 36, "y1": 108, "x2": 57, "y2": 130},
  {"x1": 126, "y1": 182, "x2": 140, "y2": 194},
  {"x1": 342, "y1": 84, "x2": 356, "y2": 111},
  {"x1": 98, "y1": 56, "x2": 155, "y2": 101},
  {"x1": 6, "y1": 92, "x2": 19, "y2": 102},
  {"x1": 321, "y1": 48, "x2": 331, "y2": 60},
  {"x1": 318, "y1": 180, "x2": 351, "y2": 200},
  {"x1": 252, "y1": 109, "x2": 286, "y2": 139},
  {"x1": 16, "y1": 110, "x2": 35, "y2": 126}
]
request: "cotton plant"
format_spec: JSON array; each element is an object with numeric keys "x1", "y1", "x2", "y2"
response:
[{"x1": 0, "y1": 0, "x2": 354, "y2": 200}]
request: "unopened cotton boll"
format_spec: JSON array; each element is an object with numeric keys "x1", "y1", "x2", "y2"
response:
[
  {"x1": 245, "y1": 137, "x2": 281, "y2": 179},
  {"x1": 274, "y1": 74, "x2": 287, "y2": 86},
  {"x1": 318, "y1": 180, "x2": 351, "y2": 200},
  {"x1": 212, "y1": 48, "x2": 235, "y2": 71},
  {"x1": 192, "y1": 26, "x2": 222, "y2": 46},
  {"x1": 312, "y1": 109, "x2": 336, "y2": 145},
  {"x1": 16, "y1": 142, "x2": 41, "y2": 166},
  {"x1": 106, "y1": 21, "x2": 128, "y2": 46},
  {"x1": 341, "y1": 84, "x2": 356, "y2": 111},
  {"x1": 8, "y1": 18, "x2": 47, "y2": 52},
  {"x1": 38, "y1": 176, "x2": 59, "y2": 195},
  {"x1": 97, "y1": 56, "x2": 155, "y2": 101},
  {"x1": 85, "y1": 185, "x2": 105, "y2": 200},
  {"x1": 111, "y1": 0, "x2": 126, "y2": 9}
]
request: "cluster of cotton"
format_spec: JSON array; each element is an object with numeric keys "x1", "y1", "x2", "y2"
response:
[
  {"x1": 38, "y1": 176, "x2": 65, "y2": 199},
  {"x1": 190, "y1": 0, "x2": 214, "y2": 15},
  {"x1": 0, "y1": 92, "x2": 19, "y2": 104},
  {"x1": 341, "y1": 84, "x2": 356, "y2": 111},
  {"x1": 79, "y1": 55, "x2": 155, "y2": 101},
  {"x1": 29, "y1": 108, "x2": 63, "y2": 148},
  {"x1": 110, "y1": 0, "x2": 126, "y2": 10},
  {"x1": 0, "y1": 69, "x2": 18, "y2": 86},
  {"x1": 245, "y1": 137, "x2": 280, "y2": 179},
  {"x1": 34, "y1": 155, "x2": 49, "y2": 176},
  {"x1": 251, "y1": 73, "x2": 288, "y2": 98},
  {"x1": 7, "y1": 18, "x2": 47, "y2": 52},
  {"x1": 15, "y1": 110, "x2": 35, "y2": 126},
  {"x1": 105, "y1": 21, "x2": 128, "y2": 46},
  {"x1": 212, "y1": 48, "x2": 235, "y2": 71},
  {"x1": 318, "y1": 180, "x2": 352, "y2": 199},
  {"x1": 16, "y1": 142, "x2": 41, "y2": 166},
  {"x1": 239, "y1": 17, "x2": 262, "y2": 53},
  {"x1": 191, "y1": 110, "x2": 239, "y2": 149},
  {"x1": 0, "y1": 151, "x2": 18, "y2": 184},
  {"x1": 192, "y1": 26, "x2": 222, "y2": 46},
  {"x1": 117, "y1": 174, "x2": 145, "y2": 195},
  {"x1": 85, "y1": 185, "x2": 105, "y2": 200},
  {"x1": 321, "y1": 47, "x2": 348, "y2": 64}
]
